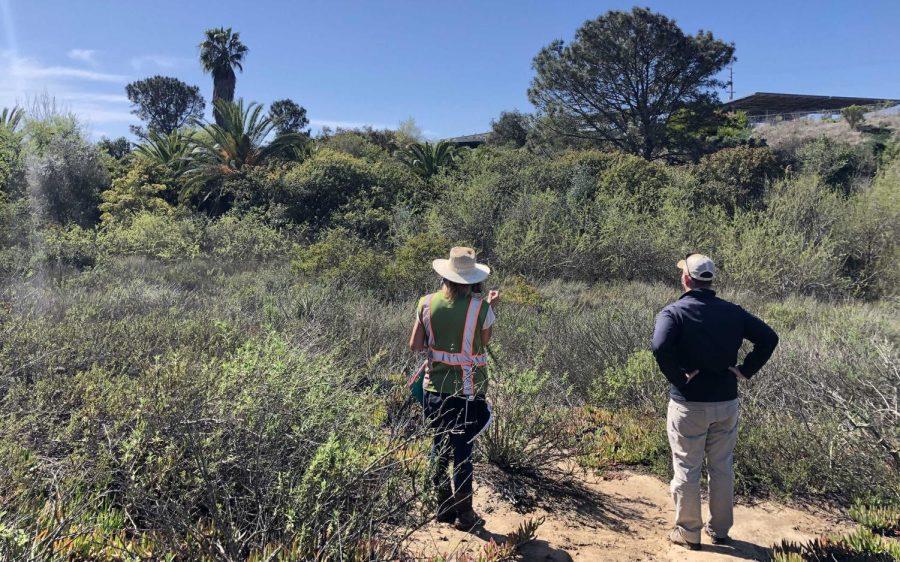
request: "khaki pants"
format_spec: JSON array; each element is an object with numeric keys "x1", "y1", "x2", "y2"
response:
[{"x1": 666, "y1": 398, "x2": 739, "y2": 543}]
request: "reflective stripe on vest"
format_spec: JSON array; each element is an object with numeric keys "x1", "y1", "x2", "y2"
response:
[{"x1": 421, "y1": 293, "x2": 486, "y2": 397}]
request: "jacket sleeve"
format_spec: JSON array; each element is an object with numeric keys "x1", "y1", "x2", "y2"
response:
[
  {"x1": 651, "y1": 308, "x2": 689, "y2": 388},
  {"x1": 738, "y1": 308, "x2": 779, "y2": 378}
]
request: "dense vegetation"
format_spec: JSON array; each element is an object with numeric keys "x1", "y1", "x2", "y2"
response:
[
  {"x1": 0, "y1": 95, "x2": 897, "y2": 559},
  {"x1": 1, "y1": 10, "x2": 898, "y2": 561}
]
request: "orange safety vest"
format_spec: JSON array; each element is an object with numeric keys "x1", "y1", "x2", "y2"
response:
[{"x1": 407, "y1": 293, "x2": 488, "y2": 398}]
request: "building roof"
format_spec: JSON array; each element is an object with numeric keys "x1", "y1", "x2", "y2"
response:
[
  {"x1": 723, "y1": 92, "x2": 900, "y2": 116},
  {"x1": 445, "y1": 132, "x2": 489, "y2": 145}
]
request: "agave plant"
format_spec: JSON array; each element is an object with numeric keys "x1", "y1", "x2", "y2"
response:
[
  {"x1": 0, "y1": 106, "x2": 24, "y2": 132},
  {"x1": 134, "y1": 129, "x2": 194, "y2": 176},
  {"x1": 396, "y1": 140, "x2": 458, "y2": 179},
  {"x1": 184, "y1": 99, "x2": 306, "y2": 190}
]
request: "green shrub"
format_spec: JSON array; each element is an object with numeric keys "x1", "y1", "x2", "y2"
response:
[
  {"x1": 319, "y1": 130, "x2": 391, "y2": 160},
  {"x1": 481, "y1": 365, "x2": 580, "y2": 474},
  {"x1": 544, "y1": 149, "x2": 618, "y2": 194},
  {"x1": 842, "y1": 105, "x2": 867, "y2": 131},
  {"x1": 99, "y1": 159, "x2": 175, "y2": 224},
  {"x1": 495, "y1": 190, "x2": 576, "y2": 278},
  {"x1": 762, "y1": 300, "x2": 815, "y2": 332},
  {"x1": 737, "y1": 306, "x2": 900, "y2": 502},
  {"x1": 577, "y1": 408, "x2": 668, "y2": 471},
  {"x1": 383, "y1": 230, "x2": 453, "y2": 295},
  {"x1": 99, "y1": 211, "x2": 201, "y2": 260},
  {"x1": 499, "y1": 275, "x2": 542, "y2": 308},
  {"x1": 838, "y1": 159, "x2": 900, "y2": 298},
  {"x1": 595, "y1": 152, "x2": 672, "y2": 214},
  {"x1": 426, "y1": 170, "x2": 508, "y2": 255},
  {"x1": 24, "y1": 122, "x2": 108, "y2": 227},
  {"x1": 278, "y1": 150, "x2": 374, "y2": 226},
  {"x1": 722, "y1": 176, "x2": 846, "y2": 297},
  {"x1": 0, "y1": 332, "x2": 419, "y2": 560},
  {"x1": 588, "y1": 350, "x2": 666, "y2": 412},
  {"x1": 203, "y1": 212, "x2": 296, "y2": 262},
  {"x1": 794, "y1": 137, "x2": 876, "y2": 194},
  {"x1": 0, "y1": 195, "x2": 33, "y2": 278},
  {"x1": 292, "y1": 228, "x2": 389, "y2": 289},
  {"x1": 278, "y1": 149, "x2": 418, "y2": 233},
  {"x1": 693, "y1": 145, "x2": 784, "y2": 212},
  {"x1": 41, "y1": 223, "x2": 99, "y2": 269},
  {"x1": 0, "y1": 124, "x2": 25, "y2": 197}
]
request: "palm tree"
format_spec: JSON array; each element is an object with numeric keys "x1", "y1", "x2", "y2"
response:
[
  {"x1": 199, "y1": 27, "x2": 248, "y2": 126},
  {"x1": 0, "y1": 107, "x2": 24, "y2": 132},
  {"x1": 397, "y1": 140, "x2": 458, "y2": 179},
  {"x1": 185, "y1": 99, "x2": 305, "y2": 191},
  {"x1": 134, "y1": 129, "x2": 194, "y2": 176}
]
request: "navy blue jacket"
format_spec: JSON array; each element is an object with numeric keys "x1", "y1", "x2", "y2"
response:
[{"x1": 651, "y1": 289, "x2": 779, "y2": 402}]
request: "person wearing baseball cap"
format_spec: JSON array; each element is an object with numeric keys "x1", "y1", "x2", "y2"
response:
[{"x1": 651, "y1": 253, "x2": 779, "y2": 551}]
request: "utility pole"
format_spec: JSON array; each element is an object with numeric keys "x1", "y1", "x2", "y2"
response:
[{"x1": 728, "y1": 62, "x2": 734, "y2": 101}]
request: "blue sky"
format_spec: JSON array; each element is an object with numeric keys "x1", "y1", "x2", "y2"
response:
[{"x1": 2, "y1": 0, "x2": 899, "y2": 140}]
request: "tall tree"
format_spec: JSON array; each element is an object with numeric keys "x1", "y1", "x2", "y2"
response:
[
  {"x1": 268, "y1": 99, "x2": 309, "y2": 136},
  {"x1": 97, "y1": 137, "x2": 133, "y2": 160},
  {"x1": 488, "y1": 110, "x2": 531, "y2": 148},
  {"x1": 528, "y1": 7, "x2": 734, "y2": 160},
  {"x1": 199, "y1": 27, "x2": 249, "y2": 126},
  {"x1": 125, "y1": 76, "x2": 205, "y2": 138}
]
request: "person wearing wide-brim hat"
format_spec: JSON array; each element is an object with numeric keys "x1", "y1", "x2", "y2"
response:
[{"x1": 408, "y1": 247, "x2": 499, "y2": 531}]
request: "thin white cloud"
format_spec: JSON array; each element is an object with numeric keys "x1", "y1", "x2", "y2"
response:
[
  {"x1": 130, "y1": 54, "x2": 190, "y2": 71},
  {"x1": 0, "y1": 50, "x2": 135, "y2": 137},
  {"x1": 2, "y1": 51, "x2": 126, "y2": 83},
  {"x1": 61, "y1": 91, "x2": 129, "y2": 104},
  {"x1": 0, "y1": 87, "x2": 134, "y2": 122},
  {"x1": 67, "y1": 48, "x2": 98, "y2": 66},
  {"x1": 74, "y1": 106, "x2": 134, "y2": 123},
  {"x1": 17, "y1": 64, "x2": 125, "y2": 83}
]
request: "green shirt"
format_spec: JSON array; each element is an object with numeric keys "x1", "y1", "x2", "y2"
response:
[{"x1": 417, "y1": 291, "x2": 490, "y2": 395}]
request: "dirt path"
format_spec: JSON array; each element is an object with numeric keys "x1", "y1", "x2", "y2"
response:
[{"x1": 409, "y1": 470, "x2": 847, "y2": 561}]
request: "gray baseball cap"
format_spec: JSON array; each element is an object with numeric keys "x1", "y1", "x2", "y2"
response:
[{"x1": 677, "y1": 253, "x2": 716, "y2": 281}]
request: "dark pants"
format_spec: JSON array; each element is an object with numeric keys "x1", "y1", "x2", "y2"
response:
[{"x1": 424, "y1": 391, "x2": 489, "y2": 500}]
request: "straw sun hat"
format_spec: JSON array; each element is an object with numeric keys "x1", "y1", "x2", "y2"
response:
[{"x1": 432, "y1": 247, "x2": 491, "y2": 285}]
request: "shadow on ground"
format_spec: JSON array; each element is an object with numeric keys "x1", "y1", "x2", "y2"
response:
[
  {"x1": 483, "y1": 466, "x2": 645, "y2": 533},
  {"x1": 702, "y1": 538, "x2": 773, "y2": 561}
]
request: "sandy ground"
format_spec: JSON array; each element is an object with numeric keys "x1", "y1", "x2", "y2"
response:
[{"x1": 408, "y1": 469, "x2": 847, "y2": 561}]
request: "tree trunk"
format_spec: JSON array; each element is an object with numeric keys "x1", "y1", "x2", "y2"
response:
[
  {"x1": 212, "y1": 68, "x2": 236, "y2": 126},
  {"x1": 642, "y1": 138, "x2": 655, "y2": 160}
]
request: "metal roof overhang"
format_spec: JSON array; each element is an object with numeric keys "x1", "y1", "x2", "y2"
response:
[{"x1": 723, "y1": 92, "x2": 900, "y2": 115}]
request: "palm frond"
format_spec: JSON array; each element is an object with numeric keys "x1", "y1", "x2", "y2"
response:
[
  {"x1": 0, "y1": 106, "x2": 24, "y2": 132},
  {"x1": 397, "y1": 140, "x2": 458, "y2": 178},
  {"x1": 182, "y1": 99, "x2": 305, "y2": 187},
  {"x1": 199, "y1": 27, "x2": 248, "y2": 74},
  {"x1": 135, "y1": 129, "x2": 194, "y2": 175}
]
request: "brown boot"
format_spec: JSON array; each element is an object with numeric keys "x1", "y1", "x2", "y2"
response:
[
  {"x1": 453, "y1": 493, "x2": 484, "y2": 531},
  {"x1": 435, "y1": 484, "x2": 456, "y2": 524}
]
